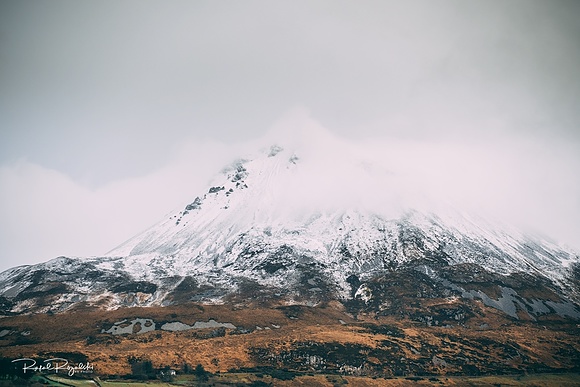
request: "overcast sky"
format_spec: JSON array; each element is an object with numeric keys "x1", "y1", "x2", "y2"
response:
[{"x1": 1, "y1": 0, "x2": 579, "y2": 271}]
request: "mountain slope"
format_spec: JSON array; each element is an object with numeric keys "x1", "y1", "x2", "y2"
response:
[{"x1": 0, "y1": 144, "x2": 578, "y2": 321}]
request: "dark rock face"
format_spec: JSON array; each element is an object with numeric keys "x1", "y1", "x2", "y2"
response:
[
  {"x1": 208, "y1": 186, "x2": 225, "y2": 194},
  {"x1": 185, "y1": 197, "x2": 203, "y2": 211},
  {"x1": 570, "y1": 261, "x2": 580, "y2": 294},
  {"x1": 1, "y1": 250, "x2": 577, "y2": 323},
  {"x1": 111, "y1": 281, "x2": 157, "y2": 294}
]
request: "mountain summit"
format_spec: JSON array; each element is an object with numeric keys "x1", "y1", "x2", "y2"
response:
[{"x1": 0, "y1": 143, "x2": 579, "y2": 321}]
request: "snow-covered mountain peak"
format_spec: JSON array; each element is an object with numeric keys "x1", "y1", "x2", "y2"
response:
[
  {"x1": 103, "y1": 142, "x2": 578, "y2": 283},
  {"x1": 1, "y1": 137, "x2": 578, "y2": 316}
]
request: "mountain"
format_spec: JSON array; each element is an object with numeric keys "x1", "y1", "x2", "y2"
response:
[
  {"x1": 2, "y1": 141, "x2": 580, "y2": 381},
  {"x1": 1, "y1": 142, "x2": 578, "y2": 322}
]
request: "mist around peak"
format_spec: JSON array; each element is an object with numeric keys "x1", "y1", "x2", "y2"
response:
[
  {"x1": 241, "y1": 110, "x2": 580, "y2": 249},
  {"x1": 1, "y1": 110, "x2": 579, "y2": 272}
]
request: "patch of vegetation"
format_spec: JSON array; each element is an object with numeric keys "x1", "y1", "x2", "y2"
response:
[
  {"x1": 194, "y1": 363, "x2": 210, "y2": 382},
  {"x1": 231, "y1": 367, "x2": 297, "y2": 381},
  {"x1": 85, "y1": 335, "x2": 120, "y2": 345},
  {"x1": 276, "y1": 305, "x2": 306, "y2": 319},
  {"x1": 250, "y1": 341, "x2": 389, "y2": 375},
  {"x1": 127, "y1": 356, "x2": 155, "y2": 380},
  {"x1": 326, "y1": 374, "x2": 349, "y2": 385},
  {"x1": 358, "y1": 323, "x2": 405, "y2": 337}
]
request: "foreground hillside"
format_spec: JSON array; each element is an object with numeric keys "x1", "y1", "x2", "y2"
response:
[
  {"x1": 1, "y1": 301, "x2": 578, "y2": 383},
  {"x1": 14, "y1": 372, "x2": 580, "y2": 387}
]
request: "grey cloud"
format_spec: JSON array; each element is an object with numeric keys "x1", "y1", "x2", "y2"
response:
[
  {"x1": 2, "y1": 1, "x2": 579, "y2": 183},
  {"x1": 0, "y1": 1, "x2": 579, "y2": 269}
]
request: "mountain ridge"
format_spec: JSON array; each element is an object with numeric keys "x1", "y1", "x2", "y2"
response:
[{"x1": 0, "y1": 143, "x2": 578, "y2": 320}]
